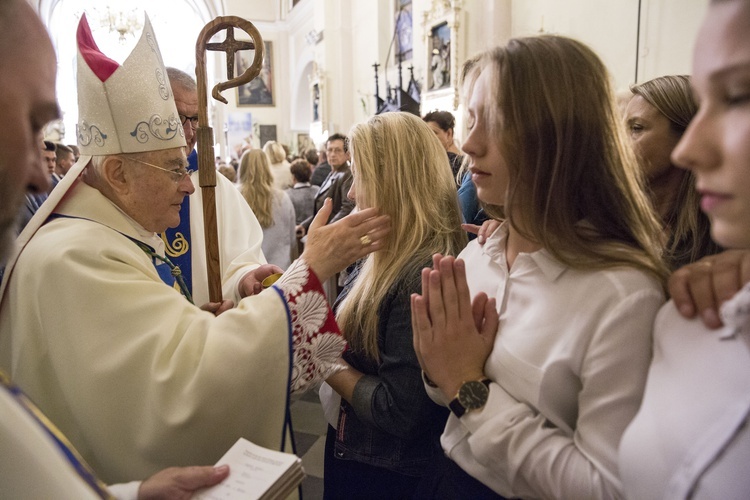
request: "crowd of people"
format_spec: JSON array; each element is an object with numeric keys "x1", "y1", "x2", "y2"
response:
[{"x1": 1, "y1": 0, "x2": 750, "y2": 499}]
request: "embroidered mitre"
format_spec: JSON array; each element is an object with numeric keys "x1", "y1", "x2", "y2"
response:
[{"x1": 76, "y1": 13, "x2": 185, "y2": 156}]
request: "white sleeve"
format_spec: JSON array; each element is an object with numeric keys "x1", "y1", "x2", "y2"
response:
[
  {"x1": 107, "y1": 481, "x2": 141, "y2": 500},
  {"x1": 190, "y1": 173, "x2": 267, "y2": 305},
  {"x1": 451, "y1": 289, "x2": 662, "y2": 500}
]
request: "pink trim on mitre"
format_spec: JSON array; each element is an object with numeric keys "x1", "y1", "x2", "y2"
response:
[{"x1": 77, "y1": 13, "x2": 119, "y2": 82}]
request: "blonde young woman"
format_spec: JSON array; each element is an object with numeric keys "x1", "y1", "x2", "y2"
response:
[
  {"x1": 412, "y1": 36, "x2": 668, "y2": 499},
  {"x1": 238, "y1": 149, "x2": 296, "y2": 269},
  {"x1": 322, "y1": 112, "x2": 466, "y2": 498}
]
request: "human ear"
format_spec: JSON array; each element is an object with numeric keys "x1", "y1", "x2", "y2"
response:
[{"x1": 101, "y1": 156, "x2": 130, "y2": 195}]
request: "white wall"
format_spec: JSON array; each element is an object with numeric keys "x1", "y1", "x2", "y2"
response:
[{"x1": 218, "y1": 0, "x2": 710, "y2": 154}]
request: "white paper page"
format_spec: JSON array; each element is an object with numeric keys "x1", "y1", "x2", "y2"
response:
[{"x1": 194, "y1": 438, "x2": 302, "y2": 500}]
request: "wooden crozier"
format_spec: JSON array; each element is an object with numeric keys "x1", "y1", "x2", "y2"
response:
[{"x1": 195, "y1": 17, "x2": 264, "y2": 302}]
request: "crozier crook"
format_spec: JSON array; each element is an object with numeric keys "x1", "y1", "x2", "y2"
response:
[{"x1": 195, "y1": 17, "x2": 264, "y2": 302}]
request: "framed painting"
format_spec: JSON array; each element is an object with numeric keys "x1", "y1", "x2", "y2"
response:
[
  {"x1": 394, "y1": 0, "x2": 413, "y2": 64},
  {"x1": 422, "y1": 1, "x2": 465, "y2": 109},
  {"x1": 297, "y1": 133, "x2": 314, "y2": 154},
  {"x1": 428, "y1": 21, "x2": 451, "y2": 91},
  {"x1": 236, "y1": 41, "x2": 274, "y2": 106}
]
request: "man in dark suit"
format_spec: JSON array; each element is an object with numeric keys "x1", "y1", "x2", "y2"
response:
[
  {"x1": 298, "y1": 133, "x2": 354, "y2": 235},
  {"x1": 310, "y1": 148, "x2": 331, "y2": 187}
]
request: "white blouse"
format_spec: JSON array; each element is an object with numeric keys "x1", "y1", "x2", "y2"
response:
[
  {"x1": 619, "y1": 284, "x2": 750, "y2": 500},
  {"x1": 426, "y1": 224, "x2": 664, "y2": 499}
]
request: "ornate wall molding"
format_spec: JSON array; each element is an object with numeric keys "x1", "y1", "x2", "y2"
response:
[{"x1": 421, "y1": 0, "x2": 464, "y2": 109}]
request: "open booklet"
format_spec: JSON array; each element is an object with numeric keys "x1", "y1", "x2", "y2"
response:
[{"x1": 194, "y1": 437, "x2": 304, "y2": 500}]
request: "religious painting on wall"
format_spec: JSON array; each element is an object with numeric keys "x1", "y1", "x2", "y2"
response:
[
  {"x1": 236, "y1": 41, "x2": 274, "y2": 106},
  {"x1": 428, "y1": 22, "x2": 451, "y2": 91},
  {"x1": 312, "y1": 83, "x2": 320, "y2": 122},
  {"x1": 394, "y1": 0, "x2": 413, "y2": 64},
  {"x1": 259, "y1": 124, "x2": 278, "y2": 148},
  {"x1": 297, "y1": 133, "x2": 314, "y2": 154},
  {"x1": 227, "y1": 112, "x2": 253, "y2": 160}
]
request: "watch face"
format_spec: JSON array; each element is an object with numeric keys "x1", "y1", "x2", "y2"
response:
[{"x1": 458, "y1": 380, "x2": 489, "y2": 410}]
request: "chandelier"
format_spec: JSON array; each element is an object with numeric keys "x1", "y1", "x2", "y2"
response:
[{"x1": 97, "y1": 7, "x2": 142, "y2": 44}]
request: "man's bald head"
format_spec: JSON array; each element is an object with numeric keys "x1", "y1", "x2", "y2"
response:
[{"x1": 0, "y1": 0, "x2": 59, "y2": 261}]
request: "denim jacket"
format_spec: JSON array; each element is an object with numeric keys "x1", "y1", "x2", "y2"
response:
[{"x1": 332, "y1": 261, "x2": 449, "y2": 476}]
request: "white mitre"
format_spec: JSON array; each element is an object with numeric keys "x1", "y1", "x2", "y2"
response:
[
  {"x1": 0, "y1": 13, "x2": 186, "y2": 302},
  {"x1": 76, "y1": 12, "x2": 185, "y2": 155}
]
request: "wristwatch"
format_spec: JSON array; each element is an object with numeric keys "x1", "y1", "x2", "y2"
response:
[{"x1": 449, "y1": 378, "x2": 491, "y2": 418}]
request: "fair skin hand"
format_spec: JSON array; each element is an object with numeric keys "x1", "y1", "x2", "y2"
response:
[
  {"x1": 462, "y1": 219, "x2": 502, "y2": 245},
  {"x1": 301, "y1": 198, "x2": 390, "y2": 282},
  {"x1": 199, "y1": 300, "x2": 234, "y2": 316},
  {"x1": 411, "y1": 254, "x2": 499, "y2": 400},
  {"x1": 238, "y1": 264, "x2": 285, "y2": 298},
  {"x1": 668, "y1": 250, "x2": 750, "y2": 328},
  {"x1": 138, "y1": 464, "x2": 229, "y2": 499}
]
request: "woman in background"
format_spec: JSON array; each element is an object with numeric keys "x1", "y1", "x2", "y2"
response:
[
  {"x1": 423, "y1": 109, "x2": 463, "y2": 179},
  {"x1": 322, "y1": 112, "x2": 466, "y2": 499},
  {"x1": 625, "y1": 75, "x2": 720, "y2": 270},
  {"x1": 263, "y1": 140, "x2": 292, "y2": 190},
  {"x1": 285, "y1": 158, "x2": 319, "y2": 226},
  {"x1": 238, "y1": 149, "x2": 296, "y2": 269}
]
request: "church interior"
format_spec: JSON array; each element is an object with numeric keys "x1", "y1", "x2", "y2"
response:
[
  {"x1": 14, "y1": 0, "x2": 731, "y2": 499},
  {"x1": 38, "y1": 0, "x2": 707, "y2": 158}
]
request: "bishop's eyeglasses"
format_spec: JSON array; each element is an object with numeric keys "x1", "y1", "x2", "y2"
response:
[{"x1": 127, "y1": 157, "x2": 190, "y2": 183}]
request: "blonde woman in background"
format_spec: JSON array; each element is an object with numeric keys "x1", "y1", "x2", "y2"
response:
[
  {"x1": 322, "y1": 112, "x2": 467, "y2": 499},
  {"x1": 238, "y1": 150, "x2": 296, "y2": 269},
  {"x1": 263, "y1": 140, "x2": 292, "y2": 190}
]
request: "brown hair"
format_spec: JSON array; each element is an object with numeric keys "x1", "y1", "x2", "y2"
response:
[
  {"x1": 631, "y1": 75, "x2": 721, "y2": 269},
  {"x1": 290, "y1": 159, "x2": 311, "y2": 183},
  {"x1": 472, "y1": 36, "x2": 668, "y2": 282}
]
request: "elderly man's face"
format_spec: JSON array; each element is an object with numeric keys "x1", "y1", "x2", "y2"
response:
[
  {"x1": 0, "y1": 1, "x2": 58, "y2": 260},
  {"x1": 119, "y1": 147, "x2": 194, "y2": 233},
  {"x1": 173, "y1": 84, "x2": 199, "y2": 152}
]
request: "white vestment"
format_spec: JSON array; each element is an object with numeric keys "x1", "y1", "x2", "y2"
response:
[
  {"x1": 182, "y1": 171, "x2": 266, "y2": 306},
  {"x1": 0, "y1": 178, "x2": 343, "y2": 484}
]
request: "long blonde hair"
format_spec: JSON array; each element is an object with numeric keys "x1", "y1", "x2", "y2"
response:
[
  {"x1": 238, "y1": 149, "x2": 275, "y2": 228},
  {"x1": 471, "y1": 36, "x2": 668, "y2": 283},
  {"x1": 336, "y1": 112, "x2": 467, "y2": 361}
]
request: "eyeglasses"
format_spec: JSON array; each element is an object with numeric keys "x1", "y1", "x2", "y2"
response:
[
  {"x1": 179, "y1": 114, "x2": 199, "y2": 128},
  {"x1": 127, "y1": 157, "x2": 190, "y2": 183}
]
